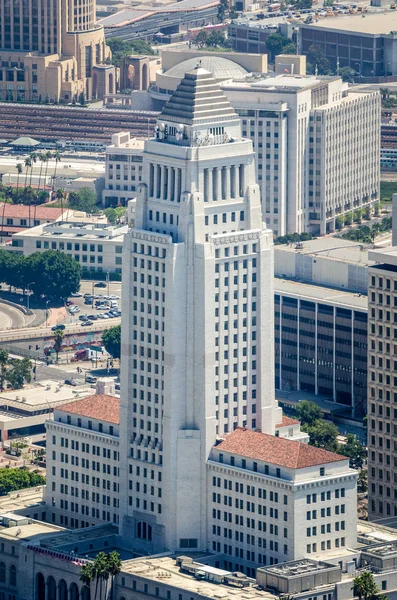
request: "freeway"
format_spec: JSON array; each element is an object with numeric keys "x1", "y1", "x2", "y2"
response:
[{"x1": 0, "y1": 316, "x2": 121, "y2": 344}]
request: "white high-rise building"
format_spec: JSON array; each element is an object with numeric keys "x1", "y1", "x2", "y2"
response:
[
  {"x1": 119, "y1": 66, "x2": 282, "y2": 553},
  {"x1": 118, "y1": 67, "x2": 357, "y2": 566}
]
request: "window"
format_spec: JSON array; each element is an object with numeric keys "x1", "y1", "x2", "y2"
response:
[{"x1": 9, "y1": 565, "x2": 16, "y2": 586}]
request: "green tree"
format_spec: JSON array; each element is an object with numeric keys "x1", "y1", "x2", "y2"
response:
[
  {"x1": 352, "y1": 571, "x2": 381, "y2": 600},
  {"x1": 16, "y1": 163, "x2": 23, "y2": 190},
  {"x1": 53, "y1": 329, "x2": 64, "y2": 363},
  {"x1": 104, "y1": 207, "x2": 125, "y2": 224},
  {"x1": 338, "y1": 66, "x2": 356, "y2": 83},
  {"x1": 0, "y1": 350, "x2": 9, "y2": 392},
  {"x1": 29, "y1": 250, "x2": 81, "y2": 300},
  {"x1": 6, "y1": 357, "x2": 32, "y2": 389},
  {"x1": 339, "y1": 434, "x2": 367, "y2": 469},
  {"x1": 56, "y1": 188, "x2": 66, "y2": 213},
  {"x1": 102, "y1": 325, "x2": 121, "y2": 359},
  {"x1": 358, "y1": 469, "x2": 368, "y2": 494},
  {"x1": 218, "y1": 0, "x2": 228, "y2": 21},
  {"x1": 306, "y1": 44, "x2": 332, "y2": 75},
  {"x1": 304, "y1": 420, "x2": 339, "y2": 452},
  {"x1": 345, "y1": 211, "x2": 353, "y2": 226},
  {"x1": 0, "y1": 467, "x2": 45, "y2": 496},
  {"x1": 295, "y1": 400, "x2": 322, "y2": 426},
  {"x1": 195, "y1": 30, "x2": 209, "y2": 48},
  {"x1": 107, "y1": 551, "x2": 122, "y2": 600},
  {"x1": 68, "y1": 187, "x2": 98, "y2": 213},
  {"x1": 336, "y1": 215, "x2": 345, "y2": 230},
  {"x1": 373, "y1": 202, "x2": 381, "y2": 216},
  {"x1": 80, "y1": 563, "x2": 95, "y2": 599},
  {"x1": 52, "y1": 150, "x2": 61, "y2": 189},
  {"x1": 266, "y1": 33, "x2": 287, "y2": 57}
]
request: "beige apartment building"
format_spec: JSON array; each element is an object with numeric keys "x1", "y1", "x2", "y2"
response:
[{"x1": 0, "y1": 0, "x2": 115, "y2": 103}]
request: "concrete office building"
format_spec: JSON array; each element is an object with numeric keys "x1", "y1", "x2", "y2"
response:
[
  {"x1": 299, "y1": 13, "x2": 397, "y2": 78},
  {"x1": 0, "y1": 0, "x2": 115, "y2": 103},
  {"x1": 9, "y1": 221, "x2": 128, "y2": 275},
  {"x1": 103, "y1": 132, "x2": 144, "y2": 208},
  {"x1": 274, "y1": 279, "x2": 368, "y2": 419},
  {"x1": 223, "y1": 74, "x2": 380, "y2": 236},
  {"x1": 118, "y1": 67, "x2": 357, "y2": 571},
  {"x1": 45, "y1": 380, "x2": 120, "y2": 529},
  {"x1": 367, "y1": 206, "x2": 397, "y2": 526}
]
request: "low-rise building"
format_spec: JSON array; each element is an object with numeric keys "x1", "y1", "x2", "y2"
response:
[
  {"x1": 9, "y1": 221, "x2": 128, "y2": 275},
  {"x1": 207, "y1": 427, "x2": 358, "y2": 575},
  {"x1": 44, "y1": 379, "x2": 120, "y2": 529},
  {"x1": 103, "y1": 132, "x2": 144, "y2": 207},
  {"x1": 0, "y1": 204, "x2": 70, "y2": 238}
]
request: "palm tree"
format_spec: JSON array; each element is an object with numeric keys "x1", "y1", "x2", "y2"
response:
[
  {"x1": 28, "y1": 152, "x2": 37, "y2": 226},
  {"x1": 56, "y1": 188, "x2": 66, "y2": 218},
  {"x1": 80, "y1": 563, "x2": 95, "y2": 600},
  {"x1": 23, "y1": 157, "x2": 31, "y2": 191},
  {"x1": 16, "y1": 163, "x2": 23, "y2": 191},
  {"x1": 53, "y1": 329, "x2": 64, "y2": 363},
  {"x1": 107, "y1": 551, "x2": 122, "y2": 600},
  {"x1": 352, "y1": 571, "x2": 380, "y2": 600},
  {"x1": 43, "y1": 151, "x2": 52, "y2": 190},
  {"x1": 0, "y1": 349, "x2": 9, "y2": 392},
  {"x1": 37, "y1": 152, "x2": 46, "y2": 191},
  {"x1": 52, "y1": 150, "x2": 61, "y2": 191}
]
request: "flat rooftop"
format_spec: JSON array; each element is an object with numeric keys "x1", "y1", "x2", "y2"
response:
[
  {"x1": 0, "y1": 486, "x2": 44, "y2": 514},
  {"x1": 275, "y1": 278, "x2": 368, "y2": 311},
  {"x1": 0, "y1": 380, "x2": 95, "y2": 412},
  {"x1": 0, "y1": 520, "x2": 64, "y2": 541},
  {"x1": 122, "y1": 556, "x2": 277, "y2": 599},
  {"x1": 275, "y1": 236, "x2": 374, "y2": 266},
  {"x1": 302, "y1": 12, "x2": 397, "y2": 34},
  {"x1": 261, "y1": 558, "x2": 337, "y2": 577},
  {"x1": 369, "y1": 247, "x2": 397, "y2": 268}
]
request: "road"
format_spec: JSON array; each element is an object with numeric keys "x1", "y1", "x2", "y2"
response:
[{"x1": 0, "y1": 153, "x2": 105, "y2": 182}]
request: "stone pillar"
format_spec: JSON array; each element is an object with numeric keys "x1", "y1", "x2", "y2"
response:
[
  {"x1": 170, "y1": 167, "x2": 175, "y2": 202},
  {"x1": 175, "y1": 168, "x2": 181, "y2": 202},
  {"x1": 225, "y1": 166, "x2": 231, "y2": 199},
  {"x1": 231, "y1": 165, "x2": 237, "y2": 198},
  {"x1": 153, "y1": 164, "x2": 159, "y2": 199},
  {"x1": 216, "y1": 167, "x2": 222, "y2": 202}
]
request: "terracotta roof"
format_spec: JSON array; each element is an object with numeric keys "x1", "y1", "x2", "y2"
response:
[
  {"x1": 0, "y1": 203, "x2": 66, "y2": 220},
  {"x1": 57, "y1": 395, "x2": 120, "y2": 424},
  {"x1": 276, "y1": 415, "x2": 300, "y2": 428},
  {"x1": 215, "y1": 427, "x2": 346, "y2": 469}
]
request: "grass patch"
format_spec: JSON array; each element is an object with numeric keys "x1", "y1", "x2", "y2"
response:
[{"x1": 380, "y1": 181, "x2": 397, "y2": 203}]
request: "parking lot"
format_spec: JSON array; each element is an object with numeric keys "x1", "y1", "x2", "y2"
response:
[{"x1": 55, "y1": 280, "x2": 122, "y2": 329}]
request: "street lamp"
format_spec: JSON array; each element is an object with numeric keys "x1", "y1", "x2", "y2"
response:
[
  {"x1": 106, "y1": 270, "x2": 110, "y2": 299},
  {"x1": 45, "y1": 300, "x2": 50, "y2": 327},
  {"x1": 26, "y1": 282, "x2": 35, "y2": 313}
]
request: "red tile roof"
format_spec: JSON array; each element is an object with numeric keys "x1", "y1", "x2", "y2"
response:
[
  {"x1": 276, "y1": 415, "x2": 300, "y2": 428},
  {"x1": 215, "y1": 427, "x2": 346, "y2": 469},
  {"x1": 58, "y1": 395, "x2": 120, "y2": 424},
  {"x1": 0, "y1": 203, "x2": 66, "y2": 220}
]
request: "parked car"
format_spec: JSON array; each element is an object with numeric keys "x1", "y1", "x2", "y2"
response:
[
  {"x1": 52, "y1": 324, "x2": 66, "y2": 331},
  {"x1": 81, "y1": 321, "x2": 93, "y2": 327},
  {"x1": 87, "y1": 314, "x2": 98, "y2": 321},
  {"x1": 71, "y1": 292, "x2": 83, "y2": 297},
  {"x1": 64, "y1": 379, "x2": 77, "y2": 386},
  {"x1": 95, "y1": 282, "x2": 107, "y2": 288},
  {"x1": 79, "y1": 315, "x2": 88, "y2": 321},
  {"x1": 85, "y1": 375, "x2": 97, "y2": 384}
]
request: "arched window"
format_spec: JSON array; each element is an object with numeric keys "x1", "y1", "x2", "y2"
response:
[
  {"x1": 47, "y1": 576, "x2": 56, "y2": 600},
  {"x1": 137, "y1": 521, "x2": 152, "y2": 541},
  {"x1": 9, "y1": 565, "x2": 16, "y2": 586},
  {"x1": 36, "y1": 573, "x2": 45, "y2": 600},
  {"x1": 0, "y1": 562, "x2": 5, "y2": 583},
  {"x1": 58, "y1": 579, "x2": 67, "y2": 600},
  {"x1": 69, "y1": 582, "x2": 79, "y2": 600}
]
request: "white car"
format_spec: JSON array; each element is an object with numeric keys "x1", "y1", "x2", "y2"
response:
[
  {"x1": 71, "y1": 292, "x2": 83, "y2": 297},
  {"x1": 110, "y1": 295, "x2": 120, "y2": 300}
]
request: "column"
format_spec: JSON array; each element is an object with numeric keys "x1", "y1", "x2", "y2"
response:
[
  {"x1": 149, "y1": 163, "x2": 154, "y2": 197},
  {"x1": 216, "y1": 167, "x2": 222, "y2": 202},
  {"x1": 231, "y1": 165, "x2": 237, "y2": 198},
  {"x1": 212, "y1": 168, "x2": 217, "y2": 202},
  {"x1": 153, "y1": 164, "x2": 158, "y2": 199},
  {"x1": 175, "y1": 168, "x2": 181, "y2": 202},
  {"x1": 207, "y1": 168, "x2": 213, "y2": 202},
  {"x1": 239, "y1": 164, "x2": 245, "y2": 198},
  {"x1": 163, "y1": 166, "x2": 169, "y2": 200},
  {"x1": 225, "y1": 167, "x2": 231, "y2": 200},
  {"x1": 170, "y1": 167, "x2": 175, "y2": 201}
]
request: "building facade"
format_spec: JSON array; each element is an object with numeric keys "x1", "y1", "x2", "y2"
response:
[
  {"x1": 367, "y1": 240, "x2": 397, "y2": 526},
  {"x1": 274, "y1": 279, "x2": 368, "y2": 419},
  {"x1": 44, "y1": 381, "x2": 120, "y2": 529},
  {"x1": 103, "y1": 132, "x2": 144, "y2": 208},
  {"x1": 9, "y1": 221, "x2": 127, "y2": 275},
  {"x1": 118, "y1": 68, "x2": 357, "y2": 569},
  {"x1": 0, "y1": 0, "x2": 115, "y2": 103},
  {"x1": 223, "y1": 75, "x2": 380, "y2": 236}
]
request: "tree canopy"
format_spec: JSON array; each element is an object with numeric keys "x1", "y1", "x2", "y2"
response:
[
  {"x1": 0, "y1": 467, "x2": 45, "y2": 496},
  {"x1": 352, "y1": 571, "x2": 386, "y2": 600},
  {"x1": 306, "y1": 44, "x2": 332, "y2": 75},
  {"x1": 296, "y1": 400, "x2": 322, "y2": 426},
  {"x1": 303, "y1": 419, "x2": 339, "y2": 452},
  {"x1": 265, "y1": 33, "x2": 296, "y2": 58},
  {"x1": 0, "y1": 350, "x2": 32, "y2": 391},
  {"x1": 107, "y1": 38, "x2": 154, "y2": 67},
  {"x1": 104, "y1": 207, "x2": 125, "y2": 224},
  {"x1": 102, "y1": 325, "x2": 121, "y2": 359},
  {"x1": 68, "y1": 187, "x2": 99, "y2": 213},
  {"x1": 80, "y1": 551, "x2": 122, "y2": 600},
  {"x1": 0, "y1": 249, "x2": 81, "y2": 300}
]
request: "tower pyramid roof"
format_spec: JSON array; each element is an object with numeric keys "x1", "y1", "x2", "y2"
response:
[{"x1": 159, "y1": 67, "x2": 239, "y2": 127}]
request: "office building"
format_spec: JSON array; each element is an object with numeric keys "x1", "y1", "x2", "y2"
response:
[
  {"x1": 151, "y1": 56, "x2": 380, "y2": 237},
  {"x1": 223, "y1": 74, "x2": 380, "y2": 236},
  {"x1": 118, "y1": 67, "x2": 357, "y2": 569},
  {"x1": 9, "y1": 221, "x2": 128, "y2": 275},
  {"x1": 299, "y1": 13, "x2": 397, "y2": 78},
  {"x1": 0, "y1": 0, "x2": 115, "y2": 103},
  {"x1": 367, "y1": 211, "x2": 397, "y2": 526},
  {"x1": 103, "y1": 132, "x2": 144, "y2": 208},
  {"x1": 274, "y1": 279, "x2": 368, "y2": 419},
  {"x1": 45, "y1": 380, "x2": 120, "y2": 529}
]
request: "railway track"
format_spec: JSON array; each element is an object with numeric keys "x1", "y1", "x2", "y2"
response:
[{"x1": 0, "y1": 103, "x2": 159, "y2": 143}]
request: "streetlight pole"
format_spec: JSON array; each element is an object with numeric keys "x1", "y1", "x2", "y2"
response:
[
  {"x1": 45, "y1": 300, "x2": 49, "y2": 327},
  {"x1": 106, "y1": 270, "x2": 110, "y2": 299},
  {"x1": 26, "y1": 282, "x2": 35, "y2": 313}
]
